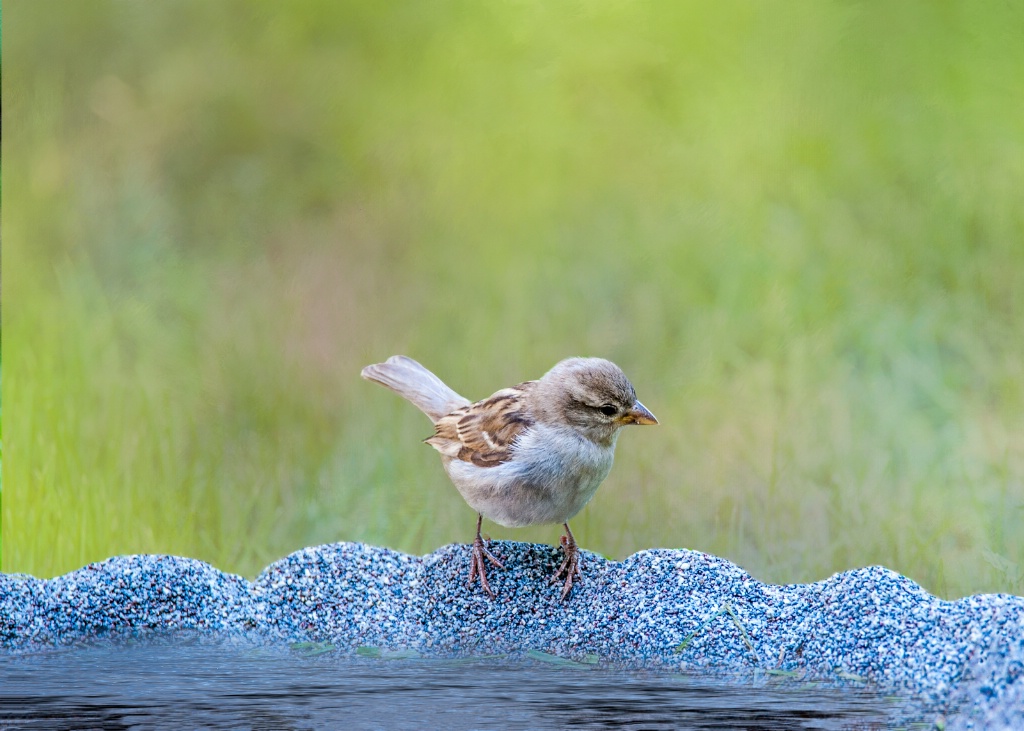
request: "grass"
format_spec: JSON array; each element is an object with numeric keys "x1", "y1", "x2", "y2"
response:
[{"x1": 3, "y1": 1, "x2": 1023, "y2": 598}]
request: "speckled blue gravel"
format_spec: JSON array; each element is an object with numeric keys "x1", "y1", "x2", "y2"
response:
[{"x1": 2, "y1": 542, "x2": 1021, "y2": 729}]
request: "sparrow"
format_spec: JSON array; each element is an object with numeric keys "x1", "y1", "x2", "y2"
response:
[{"x1": 360, "y1": 355, "x2": 658, "y2": 599}]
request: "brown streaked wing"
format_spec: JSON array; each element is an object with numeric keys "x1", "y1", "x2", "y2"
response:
[{"x1": 424, "y1": 382, "x2": 536, "y2": 468}]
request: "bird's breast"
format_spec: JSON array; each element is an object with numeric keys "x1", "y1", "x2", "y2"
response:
[{"x1": 443, "y1": 423, "x2": 616, "y2": 527}]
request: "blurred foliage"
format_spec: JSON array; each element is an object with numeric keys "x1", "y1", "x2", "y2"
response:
[{"x1": 3, "y1": 0, "x2": 1023, "y2": 597}]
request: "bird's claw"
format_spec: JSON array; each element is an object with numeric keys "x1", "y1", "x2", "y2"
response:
[
  {"x1": 468, "y1": 534, "x2": 504, "y2": 598},
  {"x1": 551, "y1": 529, "x2": 582, "y2": 600}
]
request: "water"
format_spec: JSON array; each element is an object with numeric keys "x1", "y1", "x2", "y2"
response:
[{"x1": 0, "y1": 639, "x2": 897, "y2": 730}]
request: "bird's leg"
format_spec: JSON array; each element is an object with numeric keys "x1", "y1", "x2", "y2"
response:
[
  {"x1": 468, "y1": 514, "x2": 505, "y2": 598},
  {"x1": 551, "y1": 522, "x2": 583, "y2": 599}
]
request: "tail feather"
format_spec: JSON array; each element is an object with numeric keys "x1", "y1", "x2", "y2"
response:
[{"x1": 361, "y1": 355, "x2": 470, "y2": 422}]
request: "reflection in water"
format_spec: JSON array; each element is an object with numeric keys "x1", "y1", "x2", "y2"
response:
[{"x1": 0, "y1": 638, "x2": 895, "y2": 730}]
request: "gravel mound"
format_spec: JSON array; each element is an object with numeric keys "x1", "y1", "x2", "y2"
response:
[{"x1": 2, "y1": 542, "x2": 1022, "y2": 728}]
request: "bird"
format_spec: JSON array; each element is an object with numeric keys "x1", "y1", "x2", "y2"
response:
[{"x1": 360, "y1": 355, "x2": 657, "y2": 599}]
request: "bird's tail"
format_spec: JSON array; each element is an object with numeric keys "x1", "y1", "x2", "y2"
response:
[{"x1": 361, "y1": 355, "x2": 470, "y2": 423}]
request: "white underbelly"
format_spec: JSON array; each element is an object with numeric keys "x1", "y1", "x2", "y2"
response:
[{"x1": 443, "y1": 424, "x2": 616, "y2": 527}]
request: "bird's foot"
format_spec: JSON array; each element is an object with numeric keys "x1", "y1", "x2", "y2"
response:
[
  {"x1": 468, "y1": 532, "x2": 505, "y2": 598},
  {"x1": 551, "y1": 525, "x2": 582, "y2": 600}
]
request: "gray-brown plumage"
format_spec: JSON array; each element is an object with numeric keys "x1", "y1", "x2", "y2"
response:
[{"x1": 425, "y1": 385, "x2": 536, "y2": 467}]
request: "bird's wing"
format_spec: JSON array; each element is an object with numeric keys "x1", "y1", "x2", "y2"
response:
[{"x1": 425, "y1": 382, "x2": 537, "y2": 467}]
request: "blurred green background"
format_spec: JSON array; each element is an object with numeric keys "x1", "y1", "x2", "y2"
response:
[{"x1": 3, "y1": 1, "x2": 1022, "y2": 598}]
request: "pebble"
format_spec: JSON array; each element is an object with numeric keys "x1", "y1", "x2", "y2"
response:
[{"x1": 1, "y1": 542, "x2": 1021, "y2": 728}]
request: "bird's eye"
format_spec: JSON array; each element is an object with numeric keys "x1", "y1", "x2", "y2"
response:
[{"x1": 599, "y1": 404, "x2": 617, "y2": 417}]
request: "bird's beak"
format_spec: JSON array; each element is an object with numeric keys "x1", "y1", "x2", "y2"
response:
[{"x1": 622, "y1": 400, "x2": 658, "y2": 425}]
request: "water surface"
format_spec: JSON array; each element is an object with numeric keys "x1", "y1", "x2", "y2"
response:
[{"x1": 0, "y1": 639, "x2": 896, "y2": 730}]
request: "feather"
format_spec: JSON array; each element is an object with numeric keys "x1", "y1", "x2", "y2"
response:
[
  {"x1": 360, "y1": 355, "x2": 469, "y2": 422},
  {"x1": 425, "y1": 383, "x2": 537, "y2": 467}
]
